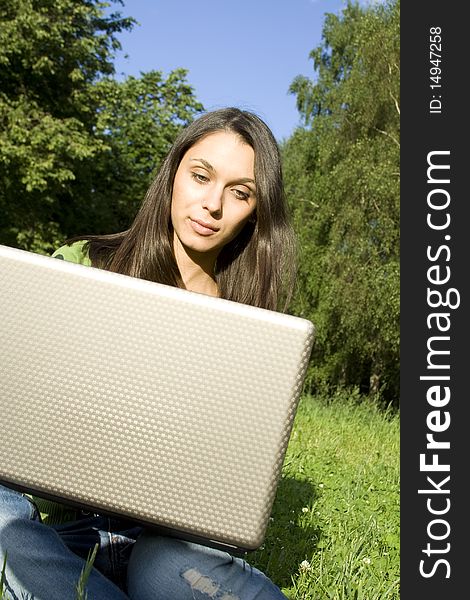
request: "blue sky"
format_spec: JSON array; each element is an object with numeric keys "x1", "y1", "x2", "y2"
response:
[{"x1": 109, "y1": 0, "x2": 353, "y2": 141}]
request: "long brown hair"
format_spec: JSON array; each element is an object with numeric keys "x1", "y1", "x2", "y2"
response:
[{"x1": 72, "y1": 107, "x2": 297, "y2": 312}]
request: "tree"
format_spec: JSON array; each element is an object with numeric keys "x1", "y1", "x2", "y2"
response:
[
  {"x1": 0, "y1": 0, "x2": 203, "y2": 253},
  {"x1": 285, "y1": 0, "x2": 400, "y2": 404}
]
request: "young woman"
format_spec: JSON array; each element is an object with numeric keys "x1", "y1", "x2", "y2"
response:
[{"x1": 0, "y1": 108, "x2": 297, "y2": 599}]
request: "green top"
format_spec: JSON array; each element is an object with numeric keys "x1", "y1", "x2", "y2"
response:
[
  {"x1": 31, "y1": 240, "x2": 92, "y2": 524},
  {"x1": 51, "y1": 240, "x2": 92, "y2": 266}
]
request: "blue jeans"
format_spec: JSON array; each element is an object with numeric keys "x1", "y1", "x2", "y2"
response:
[{"x1": 0, "y1": 484, "x2": 286, "y2": 599}]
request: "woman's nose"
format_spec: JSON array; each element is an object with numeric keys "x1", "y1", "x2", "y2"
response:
[{"x1": 201, "y1": 186, "x2": 223, "y2": 215}]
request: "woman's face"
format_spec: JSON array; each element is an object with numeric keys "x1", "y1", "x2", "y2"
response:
[{"x1": 171, "y1": 131, "x2": 257, "y2": 264}]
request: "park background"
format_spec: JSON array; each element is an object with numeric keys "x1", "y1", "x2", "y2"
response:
[{"x1": 0, "y1": 1, "x2": 400, "y2": 598}]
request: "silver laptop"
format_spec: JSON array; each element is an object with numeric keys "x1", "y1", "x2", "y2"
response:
[{"x1": 0, "y1": 243, "x2": 314, "y2": 553}]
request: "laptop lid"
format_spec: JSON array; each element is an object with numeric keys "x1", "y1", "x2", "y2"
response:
[{"x1": 0, "y1": 244, "x2": 314, "y2": 553}]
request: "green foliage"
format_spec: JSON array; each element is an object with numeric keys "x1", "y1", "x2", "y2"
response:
[
  {"x1": 285, "y1": 1, "x2": 400, "y2": 405},
  {"x1": 0, "y1": 553, "x2": 6, "y2": 600},
  {"x1": 0, "y1": 0, "x2": 203, "y2": 254},
  {"x1": 75, "y1": 543, "x2": 99, "y2": 600},
  {"x1": 251, "y1": 392, "x2": 400, "y2": 598}
]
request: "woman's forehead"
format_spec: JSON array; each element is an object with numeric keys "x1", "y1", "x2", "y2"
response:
[{"x1": 183, "y1": 131, "x2": 255, "y2": 178}]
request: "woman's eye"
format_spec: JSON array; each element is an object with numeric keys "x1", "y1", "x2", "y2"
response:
[
  {"x1": 192, "y1": 172, "x2": 209, "y2": 183},
  {"x1": 233, "y1": 189, "x2": 249, "y2": 200}
]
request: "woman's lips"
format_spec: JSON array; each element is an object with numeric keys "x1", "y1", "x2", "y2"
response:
[{"x1": 189, "y1": 218, "x2": 219, "y2": 236}]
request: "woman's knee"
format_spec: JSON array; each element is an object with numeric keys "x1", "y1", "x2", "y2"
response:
[{"x1": 127, "y1": 533, "x2": 286, "y2": 600}]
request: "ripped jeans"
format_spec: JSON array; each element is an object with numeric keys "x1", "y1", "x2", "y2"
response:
[{"x1": 0, "y1": 485, "x2": 286, "y2": 600}]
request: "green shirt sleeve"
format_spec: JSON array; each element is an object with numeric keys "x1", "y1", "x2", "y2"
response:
[{"x1": 51, "y1": 240, "x2": 92, "y2": 266}]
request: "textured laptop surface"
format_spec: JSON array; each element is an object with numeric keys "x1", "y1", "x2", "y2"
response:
[{"x1": 0, "y1": 244, "x2": 314, "y2": 552}]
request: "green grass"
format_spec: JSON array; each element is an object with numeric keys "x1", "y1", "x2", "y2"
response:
[
  {"x1": 0, "y1": 554, "x2": 7, "y2": 600},
  {"x1": 250, "y1": 391, "x2": 400, "y2": 599},
  {"x1": 75, "y1": 544, "x2": 99, "y2": 600}
]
